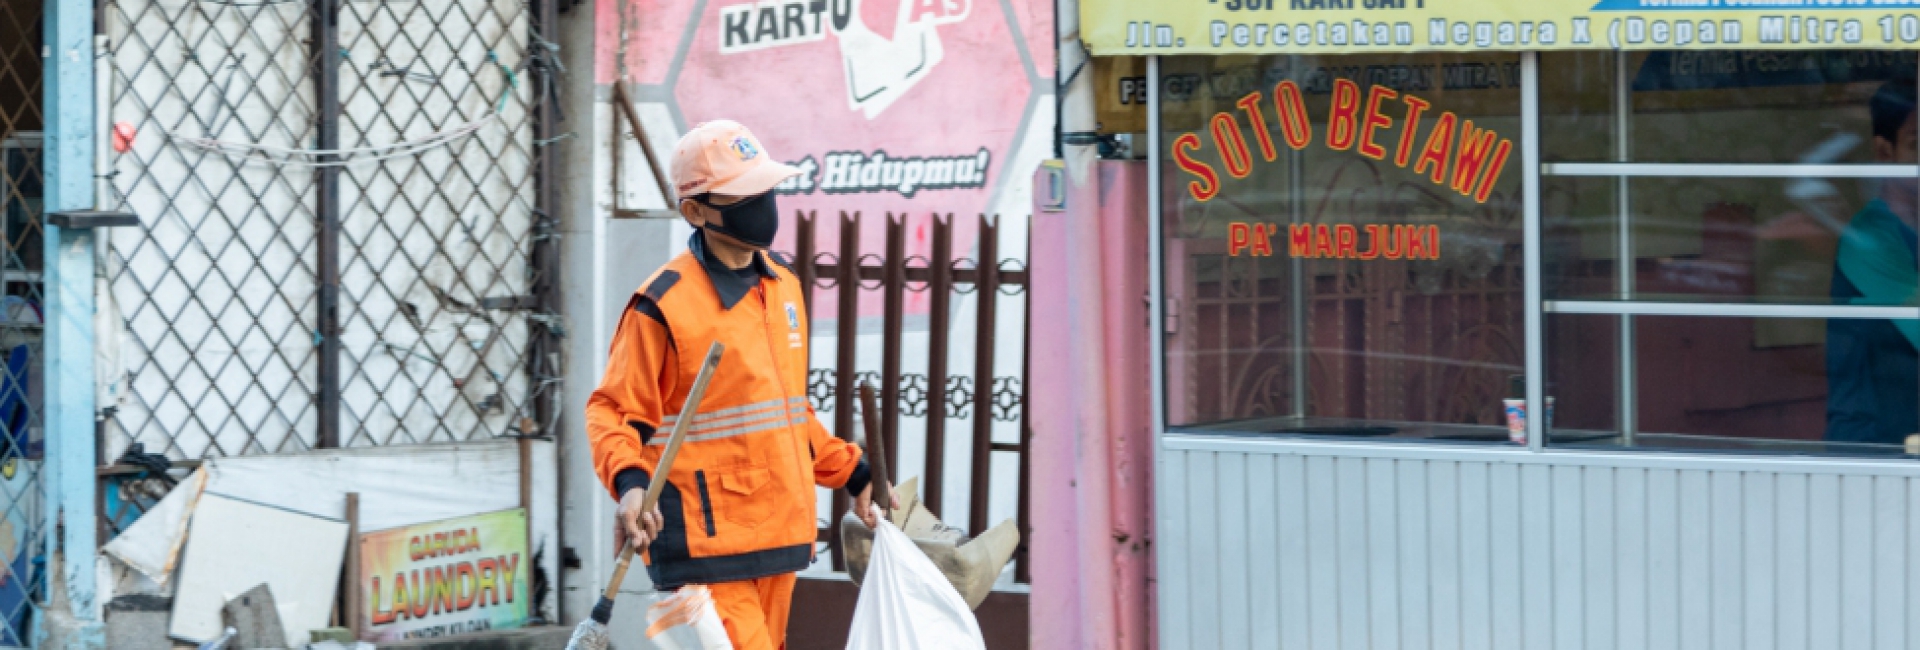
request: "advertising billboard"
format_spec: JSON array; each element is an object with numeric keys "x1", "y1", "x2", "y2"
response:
[
  {"x1": 358, "y1": 508, "x2": 530, "y2": 642},
  {"x1": 596, "y1": 0, "x2": 1055, "y2": 318},
  {"x1": 1080, "y1": 0, "x2": 1920, "y2": 56}
]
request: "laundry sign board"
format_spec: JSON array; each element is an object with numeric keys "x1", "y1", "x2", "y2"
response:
[{"x1": 357, "y1": 508, "x2": 530, "y2": 642}]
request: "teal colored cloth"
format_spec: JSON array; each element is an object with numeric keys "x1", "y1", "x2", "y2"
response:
[
  {"x1": 1836, "y1": 200, "x2": 1920, "y2": 348},
  {"x1": 1827, "y1": 199, "x2": 1920, "y2": 443}
]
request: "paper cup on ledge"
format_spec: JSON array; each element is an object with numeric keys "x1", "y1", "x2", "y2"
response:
[
  {"x1": 1503, "y1": 399, "x2": 1527, "y2": 445},
  {"x1": 1502, "y1": 398, "x2": 1556, "y2": 445}
]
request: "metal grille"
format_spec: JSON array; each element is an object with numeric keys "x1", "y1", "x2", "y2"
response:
[
  {"x1": 334, "y1": 0, "x2": 542, "y2": 446},
  {"x1": 102, "y1": 0, "x2": 559, "y2": 460},
  {"x1": 104, "y1": 0, "x2": 322, "y2": 459},
  {"x1": 791, "y1": 212, "x2": 1032, "y2": 583},
  {"x1": 0, "y1": 0, "x2": 43, "y2": 640}
]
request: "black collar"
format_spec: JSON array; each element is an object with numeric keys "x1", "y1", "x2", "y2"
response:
[{"x1": 691, "y1": 231, "x2": 777, "y2": 310}]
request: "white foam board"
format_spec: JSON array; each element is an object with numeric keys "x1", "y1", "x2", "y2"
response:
[{"x1": 167, "y1": 493, "x2": 348, "y2": 647}]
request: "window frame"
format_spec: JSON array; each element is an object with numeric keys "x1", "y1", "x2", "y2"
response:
[
  {"x1": 1528, "y1": 50, "x2": 1920, "y2": 452},
  {"x1": 1149, "y1": 50, "x2": 1920, "y2": 456}
]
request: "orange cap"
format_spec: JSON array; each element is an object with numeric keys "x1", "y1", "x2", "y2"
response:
[{"x1": 670, "y1": 120, "x2": 801, "y2": 198}]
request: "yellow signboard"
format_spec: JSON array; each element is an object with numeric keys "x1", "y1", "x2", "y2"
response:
[{"x1": 1082, "y1": 1, "x2": 1920, "y2": 56}]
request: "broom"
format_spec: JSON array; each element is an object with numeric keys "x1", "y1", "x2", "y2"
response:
[{"x1": 567, "y1": 342, "x2": 726, "y2": 650}]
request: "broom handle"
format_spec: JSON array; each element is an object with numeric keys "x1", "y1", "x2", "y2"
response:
[{"x1": 603, "y1": 341, "x2": 726, "y2": 602}]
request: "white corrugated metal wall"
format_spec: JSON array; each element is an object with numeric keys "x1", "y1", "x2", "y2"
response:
[{"x1": 1158, "y1": 435, "x2": 1920, "y2": 650}]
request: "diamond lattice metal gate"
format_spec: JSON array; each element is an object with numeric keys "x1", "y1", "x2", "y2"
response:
[
  {"x1": 100, "y1": 0, "x2": 561, "y2": 461},
  {"x1": 0, "y1": 0, "x2": 42, "y2": 643}
]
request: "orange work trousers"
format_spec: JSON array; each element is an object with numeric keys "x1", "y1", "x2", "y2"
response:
[{"x1": 708, "y1": 572, "x2": 797, "y2": 650}]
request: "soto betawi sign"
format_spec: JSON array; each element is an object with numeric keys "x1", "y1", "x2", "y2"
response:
[
  {"x1": 1172, "y1": 78, "x2": 1512, "y2": 205},
  {"x1": 357, "y1": 508, "x2": 530, "y2": 642}
]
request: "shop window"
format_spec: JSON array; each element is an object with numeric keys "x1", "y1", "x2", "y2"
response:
[
  {"x1": 1158, "y1": 53, "x2": 1526, "y2": 443},
  {"x1": 1540, "y1": 50, "x2": 1920, "y2": 454},
  {"x1": 1548, "y1": 313, "x2": 1914, "y2": 455}
]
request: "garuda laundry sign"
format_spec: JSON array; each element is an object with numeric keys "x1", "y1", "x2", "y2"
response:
[{"x1": 358, "y1": 508, "x2": 530, "y2": 642}]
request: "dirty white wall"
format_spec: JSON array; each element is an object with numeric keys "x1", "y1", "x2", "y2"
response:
[
  {"x1": 99, "y1": 0, "x2": 557, "y2": 623},
  {"x1": 101, "y1": 0, "x2": 535, "y2": 458}
]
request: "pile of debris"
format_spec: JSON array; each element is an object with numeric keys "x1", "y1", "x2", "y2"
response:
[{"x1": 836, "y1": 477, "x2": 1020, "y2": 610}]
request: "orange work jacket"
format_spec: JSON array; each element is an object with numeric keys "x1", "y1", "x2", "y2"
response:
[{"x1": 585, "y1": 240, "x2": 864, "y2": 589}]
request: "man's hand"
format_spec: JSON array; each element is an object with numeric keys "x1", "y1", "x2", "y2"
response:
[
  {"x1": 614, "y1": 488, "x2": 664, "y2": 556},
  {"x1": 853, "y1": 481, "x2": 892, "y2": 529}
]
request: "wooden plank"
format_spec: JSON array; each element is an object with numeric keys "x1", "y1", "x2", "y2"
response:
[
  {"x1": 1366, "y1": 458, "x2": 1401, "y2": 650},
  {"x1": 1520, "y1": 465, "x2": 1553, "y2": 650},
  {"x1": 1583, "y1": 467, "x2": 1616, "y2": 650},
  {"x1": 1807, "y1": 474, "x2": 1841, "y2": 650},
  {"x1": 612, "y1": 82, "x2": 675, "y2": 206},
  {"x1": 1217, "y1": 453, "x2": 1252, "y2": 649},
  {"x1": 1549, "y1": 465, "x2": 1584, "y2": 650},
  {"x1": 1247, "y1": 454, "x2": 1281, "y2": 647},
  {"x1": 344, "y1": 492, "x2": 361, "y2": 637},
  {"x1": 1159, "y1": 450, "x2": 1191, "y2": 647},
  {"x1": 1188, "y1": 452, "x2": 1223, "y2": 650},
  {"x1": 1742, "y1": 472, "x2": 1776, "y2": 650},
  {"x1": 1616, "y1": 468, "x2": 1649, "y2": 650},
  {"x1": 1278, "y1": 455, "x2": 1312, "y2": 650},
  {"x1": 1677, "y1": 470, "x2": 1711, "y2": 650},
  {"x1": 1873, "y1": 476, "x2": 1907, "y2": 650},
  {"x1": 1774, "y1": 473, "x2": 1810, "y2": 650},
  {"x1": 1397, "y1": 461, "x2": 1431, "y2": 650},
  {"x1": 96, "y1": 459, "x2": 202, "y2": 477},
  {"x1": 1459, "y1": 462, "x2": 1493, "y2": 650},
  {"x1": 1336, "y1": 457, "x2": 1371, "y2": 650},
  {"x1": 1646, "y1": 469, "x2": 1679, "y2": 650},
  {"x1": 1710, "y1": 470, "x2": 1744, "y2": 650},
  {"x1": 1840, "y1": 475, "x2": 1873, "y2": 650},
  {"x1": 1427, "y1": 461, "x2": 1462, "y2": 650},
  {"x1": 1306, "y1": 455, "x2": 1341, "y2": 650}
]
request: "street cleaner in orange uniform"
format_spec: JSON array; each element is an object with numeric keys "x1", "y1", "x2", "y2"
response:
[{"x1": 585, "y1": 120, "x2": 882, "y2": 649}]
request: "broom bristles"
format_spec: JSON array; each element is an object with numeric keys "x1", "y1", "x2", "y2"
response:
[{"x1": 565, "y1": 619, "x2": 611, "y2": 650}]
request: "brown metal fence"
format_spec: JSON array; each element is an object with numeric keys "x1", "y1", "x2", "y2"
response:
[{"x1": 787, "y1": 211, "x2": 1031, "y2": 584}]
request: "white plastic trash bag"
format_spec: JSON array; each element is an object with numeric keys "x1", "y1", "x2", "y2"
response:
[
  {"x1": 846, "y1": 518, "x2": 986, "y2": 650},
  {"x1": 645, "y1": 585, "x2": 733, "y2": 650}
]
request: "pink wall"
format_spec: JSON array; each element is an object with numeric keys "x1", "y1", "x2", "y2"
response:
[{"x1": 1030, "y1": 160, "x2": 1156, "y2": 649}]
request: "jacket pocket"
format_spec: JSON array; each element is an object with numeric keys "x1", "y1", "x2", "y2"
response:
[
  {"x1": 718, "y1": 465, "x2": 775, "y2": 529},
  {"x1": 693, "y1": 470, "x2": 717, "y2": 537}
]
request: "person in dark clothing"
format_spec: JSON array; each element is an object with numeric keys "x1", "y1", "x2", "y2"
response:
[{"x1": 1827, "y1": 78, "x2": 1920, "y2": 444}]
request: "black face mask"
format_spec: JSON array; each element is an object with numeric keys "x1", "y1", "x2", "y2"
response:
[{"x1": 695, "y1": 192, "x2": 779, "y2": 248}]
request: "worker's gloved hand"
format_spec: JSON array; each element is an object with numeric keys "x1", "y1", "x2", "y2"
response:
[
  {"x1": 854, "y1": 481, "x2": 892, "y2": 529},
  {"x1": 615, "y1": 487, "x2": 665, "y2": 556}
]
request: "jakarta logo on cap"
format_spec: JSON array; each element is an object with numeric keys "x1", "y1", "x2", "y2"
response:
[{"x1": 730, "y1": 136, "x2": 760, "y2": 161}]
